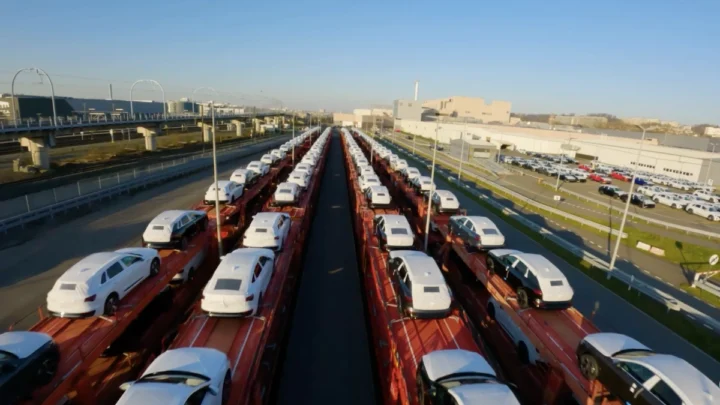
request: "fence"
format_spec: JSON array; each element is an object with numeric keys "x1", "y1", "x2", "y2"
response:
[
  {"x1": 381, "y1": 138, "x2": 720, "y2": 334},
  {"x1": 0, "y1": 137, "x2": 287, "y2": 233}
]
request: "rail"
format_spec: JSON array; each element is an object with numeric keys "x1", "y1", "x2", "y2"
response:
[
  {"x1": 0, "y1": 137, "x2": 287, "y2": 233},
  {"x1": 379, "y1": 138, "x2": 720, "y2": 335}
]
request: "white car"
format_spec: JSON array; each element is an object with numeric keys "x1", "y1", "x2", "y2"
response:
[
  {"x1": 365, "y1": 186, "x2": 392, "y2": 208},
  {"x1": 203, "y1": 181, "x2": 243, "y2": 205},
  {"x1": 670, "y1": 179, "x2": 693, "y2": 191},
  {"x1": 46, "y1": 248, "x2": 160, "y2": 317},
  {"x1": 359, "y1": 166, "x2": 376, "y2": 178},
  {"x1": 201, "y1": 248, "x2": 275, "y2": 317},
  {"x1": 242, "y1": 212, "x2": 292, "y2": 251},
  {"x1": 401, "y1": 167, "x2": 421, "y2": 182},
  {"x1": 387, "y1": 250, "x2": 452, "y2": 318},
  {"x1": 430, "y1": 190, "x2": 460, "y2": 213},
  {"x1": 260, "y1": 154, "x2": 279, "y2": 166},
  {"x1": 486, "y1": 297, "x2": 540, "y2": 365},
  {"x1": 653, "y1": 193, "x2": 686, "y2": 209},
  {"x1": 287, "y1": 170, "x2": 310, "y2": 189},
  {"x1": 273, "y1": 182, "x2": 301, "y2": 206},
  {"x1": 294, "y1": 163, "x2": 313, "y2": 176},
  {"x1": 374, "y1": 214, "x2": 414, "y2": 250},
  {"x1": 229, "y1": 169, "x2": 258, "y2": 188},
  {"x1": 693, "y1": 190, "x2": 720, "y2": 203},
  {"x1": 417, "y1": 349, "x2": 521, "y2": 405},
  {"x1": 117, "y1": 348, "x2": 231, "y2": 405},
  {"x1": 411, "y1": 176, "x2": 436, "y2": 195},
  {"x1": 355, "y1": 157, "x2": 369, "y2": 169},
  {"x1": 270, "y1": 148, "x2": 285, "y2": 160},
  {"x1": 392, "y1": 159, "x2": 408, "y2": 171},
  {"x1": 301, "y1": 153, "x2": 318, "y2": 167},
  {"x1": 359, "y1": 174, "x2": 382, "y2": 190},
  {"x1": 449, "y1": 216, "x2": 505, "y2": 249},
  {"x1": 638, "y1": 185, "x2": 668, "y2": 198},
  {"x1": 685, "y1": 203, "x2": 720, "y2": 221},
  {"x1": 246, "y1": 161, "x2": 270, "y2": 176},
  {"x1": 142, "y1": 210, "x2": 208, "y2": 250}
]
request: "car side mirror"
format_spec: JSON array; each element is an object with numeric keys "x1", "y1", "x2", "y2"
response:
[
  {"x1": 207, "y1": 386, "x2": 219, "y2": 396},
  {"x1": 119, "y1": 381, "x2": 135, "y2": 391}
]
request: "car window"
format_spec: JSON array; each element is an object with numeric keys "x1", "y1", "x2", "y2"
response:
[
  {"x1": 649, "y1": 380, "x2": 682, "y2": 405},
  {"x1": 181, "y1": 215, "x2": 191, "y2": 226},
  {"x1": 107, "y1": 262, "x2": 124, "y2": 279},
  {"x1": 390, "y1": 228, "x2": 409, "y2": 235},
  {"x1": 617, "y1": 361, "x2": 655, "y2": 383},
  {"x1": 101, "y1": 273, "x2": 107, "y2": 284},
  {"x1": 258, "y1": 256, "x2": 271, "y2": 267},
  {"x1": 215, "y1": 279, "x2": 242, "y2": 290},
  {"x1": 514, "y1": 260, "x2": 529, "y2": 275},
  {"x1": 525, "y1": 271, "x2": 540, "y2": 288},
  {"x1": 397, "y1": 262, "x2": 407, "y2": 280},
  {"x1": 121, "y1": 256, "x2": 143, "y2": 267}
]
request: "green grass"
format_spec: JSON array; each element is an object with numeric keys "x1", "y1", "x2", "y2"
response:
[
  {"x1": 382, "y1": 139, "x2": 720, "y2": 359},
  {"x1": 681, "y1": 284, "x2": 720, "y2": 308}
]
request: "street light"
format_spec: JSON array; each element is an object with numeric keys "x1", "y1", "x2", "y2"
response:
[
  {"x1": 457, "y1": 119, "x2": 468, "y2": 182},
  {"x1": 11, "y1": 67, "x2": 58, "y2": 129},
  {"x1": 706, "y1": 144, "x2": 717, "y2": 185},
  {"x1": 424, "y1": 117, "x2": 440, "y2": 252},
  {"x1": 555, "y1": 136, "x2": 575, "y2": 190},
  {"x1": 192, "y1": 87, "x2": 218, "y2": 117},
  {"x1": 292, "y1": 112, "x2": 296, "y2": 165},
  {"x1": 130, "y1": 79, "x2": 166, "y2": 121},
  {"x1": 210, "y1": 101, "x2": 223, "y2": 257},
  {"x1": 607, "y1": 125, "x2": 647, "y2": 279}
]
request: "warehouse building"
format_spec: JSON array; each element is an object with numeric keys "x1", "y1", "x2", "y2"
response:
[{"x1": 422, "y1": 96, "x2": 511, "y2": 124}]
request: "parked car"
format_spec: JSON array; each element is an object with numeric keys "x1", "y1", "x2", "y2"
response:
[
  {"x1": 201, "y1": 248, "x2": 275, "y2": 317},
  {"x1": 365, "y1": 186, "x2": 392, "y2": 208},
  {"x1": 0, "y1": 332, "x2": 59, "y2": 404},
  {"x1": 486, "y1": 298, "x2": 540, "y2": 365},
  {"x1": 359, "y1": 166, "x2": 376, "y2": 178},
  {"x1": 652, "y1": 193, "x2": 686, "y2": 209},
  {"x1": 685, "y1": 203, "x2": 720, "y2": 221},
  {"x1": 142, "y1": 210, "x2": 208, "y2": 250},
  {"x1": 589, "y1": 173, "x2": 612, "y2": 184},
  {"x1": 272, "y1": 182, "x2": 301, "y2": 206},
  {"x1": 359, "y1": 174, "x2": 382, "y2": 191},
  {"x1": 576, "y1": 333, "x2": 720, "y2": 405},
  {"x1": 392, "y1": 159, "x2": 408, "y2": 171},
  {"x1": 400, "y1": 167, "x2": 421, "y2": 182},
  {"x1": 204, "y1": 181, "x2": 243, "y2": 205},
  {"x1": 559, "y1": 172, "x2": 577, "y2": 182},
  {"x1": 485, "y1": 250, "x2": 573, "y2": 309},
  {"x1": 246, "y1": 161, "x2": 270, "y2": 176},
  {"x1": 387, "y1": 250, "x2": 451, "y2": 319},
  {"x1": 448, "y1": 216, "x2": 505, "y2": 250},
  {"x1": 578, "y1": 164, "x2": 593, "y2": 172},
  {"x1": 670, "y1": 179, "x2": 693, "y2": 191},
  {"x1": 693, "y1": 190, "x2": 720, "y2": 203},
  {"x1": 611, "y1": 171, "x2": 630, "y2": 181},
  {"x1": 117, "y1": 348, "x2": 231, "y2": 405},
  {"x1": 430, "y1": 190, "x2": 460, "y2": 213},
  {"x1": 260, "y1": 154, "x2": 279, "y2": 166},
  {"x1": 637, "y1": 186, "x2": 666, "y2": 198},
  {"x1": 374, "y1": 214, "x2": 415, "y2": 250},
  {"x1": 598, "y1": 185, "x2": 625, "y2": 198},
  {"x1": 410, "y1": 176, "x2": 436, "y2": 196},
  {"x1": 287, "y1": 170, "x2": 310, "y2": 189},
  {"x1": 619, "y1": 194, "x2": 656, "y2": 208},
  {"x1": 270, "y1": 149, "x2": 285, "y2": 160},
  {"x1": 47, "y1": 248, "x2": 160, "y2": 317},
  {"x1": 416, "y1": 349, "x2": 521, "y2": 405},
  {"x1": 301, "y1": 154, "x2": 317, "y2": 168},
  {"x1": 242, "y1": 212, "x2": 292, "y2": 251},
  {"x1": 633, "y1": 177, "x2": 650, "y2": 186},
  {"x1": 294, "y1": 163, "x2": 313, "y2": 176},
  {"x1": 230, "y1": 169, "x2": 258, "y2": 188}
]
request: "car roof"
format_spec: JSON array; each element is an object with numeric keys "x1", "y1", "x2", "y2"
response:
[
  {"x1": 0, "y1": 331, "x2": 53, "y2": 359},
  {"x1": 150, "y1": 210, "x2": 190, "y2": 225},
  {"x1": 631, "y1": 354, "x2": 720, "y2": 405},
  {"x1": 212, "y1": 248, "x2": 274, "y2": 280},
  {"x1": 582, "y1": 333, "x2": 650, "y2": 357},
  {"x1": 513, "y1": 253, "x2": 566, "y2": 280},
  {"x1": 143, "y1": 347, "x2": 226, "y2": 379},
  {"x1": 115, "y1": 381, "x2": 197, "y2": 405},
  {"x1": 59, "y1": 252, "x2": 125, "y2": 283},
  {"x1": 376, "y1": 214, "x2": 411, "y2": 228},
  {"x1": 251, "y1": 212, "x2": 287, "y2": 224},
  {"x1": 277, "y1": 182, "x2": 299, "y2": 190},
  {"x1": 449, "y1": 384, "x2": 520, "y2": 405},
  {"x1": 389, "y1": 251, "x2": 444, "y2": 285},
  {"x1": 422, "y1": 349, "x2": 496, "y2": 382},
  {"x1": 368, "y1": 186, "x2": 389, "y2": 193},
  {"x1": 210, "y1": 180, "x2": 231, "y2": 187},
  {"x1": 418, "y1": 176, "x2": 432, "y2": 181},
  {"x1": 464, "y1": 216, "x2": 498, "y2": 228},
  {"x1": 232, "y1": 168, "x2": 249, "y2": 174},
  {"x1": 434, "y1": 190, "x2": 455, "y2": 198}
]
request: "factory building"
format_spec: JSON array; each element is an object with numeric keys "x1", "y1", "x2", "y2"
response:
[
  {"x1": 549, "y1": 115, "x2": 608, "y2": 128},
  {"x1": 422, "y1": 96, "x2": 511, "y2": 124}
]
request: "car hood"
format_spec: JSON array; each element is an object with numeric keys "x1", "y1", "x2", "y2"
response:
[
  {"x1": 116, "y1": 382, "x2": 197, "y2": 405},
  {"x1": 143, "y1": 348, "x2": 224, "y2": 378}
]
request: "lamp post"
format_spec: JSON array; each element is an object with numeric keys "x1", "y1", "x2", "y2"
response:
[
  {"x1": 607, "y1": 125, "x2": 647, "y2": 278},
  {"x1": 130, "y1": 79, "x2": 166, "y2": 121},
  {"x1": 11, "y1": 67, "x2": 58, "y2": 129},
  {"x1": 457, "y1": 119, "x2": 468, "y2": 182},
  {"x1": 706, "y1": 144, "x2": 717, "y2": 185},
  {"x1": 424, "y1": 118, "x2": 440, "y2": 252},
  {"x1": 210, "y1": 101, "x2": 223, "y2": 257},
  {"x1": 555, "y1": 136, "x2": 575, "y2": 190},
  {"x1": 292, "y1": 112, "x2": 296, "y2": 165}
]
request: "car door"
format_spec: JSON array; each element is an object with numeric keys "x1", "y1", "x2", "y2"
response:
[
  {"x1": 105, "y1": 261, "x2": 129, "y2": 298},
  {"x1": 258, "y1": 255, "x2": 274, "y2": 292},
  {"x1": 505, "y1": 256, "x2": 524, "y2": 288},
  {"x1": 120, "y1": 255, "x2": 146, "y2": 292},
  {"x1": 613, "y1": 361, "x2": 656, "y2": 404},
  {"x1": 645, "y1": 377, "x2": 683, "y2": 405},
  {"x1": 375, "y1": 217, "x2": 386, "y2": 241},
  {"x1": 465, "y1": 220, "x2": 478, "y2": 244}
]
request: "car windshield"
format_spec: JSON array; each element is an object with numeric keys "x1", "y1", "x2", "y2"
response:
[
  {"x1": 215, "y1": 278, "x2": 242, "y2": 290},
  {"x1": 424, "y1": 286, "x2": 441, "y2": 293},
  {"x1": 139, "y1": 371, "x2": 210, "y2": 386},
  {"x1": 0, "y1": 350, "x2": 18, "y2": 362},
  {"x1": 279, "y1": 189, "x2": 292, "y2": 193},
  {"x1": 614, "y1": 349, "x2": 655, "y2": 358},
  {"x1": 482, "y1": 228, "x2": 499, "y2": 235},
  {"x1": 438, "y1": 373, "x2": 501, "y2": 389},
  {"x1": 390, "y1": 228, "x2": 408, "y2": 235}
]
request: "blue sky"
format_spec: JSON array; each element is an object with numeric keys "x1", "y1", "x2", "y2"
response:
[{"x1": 2, "y1": 0, "x2": 719, "y2": 123}]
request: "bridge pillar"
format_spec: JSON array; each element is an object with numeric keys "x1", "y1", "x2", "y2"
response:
[
  {"x1": 197, "y1": 123, "x2": 214, "y2": 142},
  {"x1": 137, "y1": 127, "x2": 158, "y2": 151},
  {"x1": 230, "y1": 120, "x2": 244, "y2": 137},
  {"x1": 109, "y1": 129, "x2": 115, "y2": 143},
  {"x1": 19, "y1": 134, "x2": 55, "y2": 170}
]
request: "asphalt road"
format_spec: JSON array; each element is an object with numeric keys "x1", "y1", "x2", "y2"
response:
[
  {"x1": 0, "y1": 140, "x2": 283, "y2": 330},
  {"x1": 276, "y1": 133, "x2": 376, "y2": 404},
  {"x1": 383, "y1": 137, "x2": 720, "y2": 381}
]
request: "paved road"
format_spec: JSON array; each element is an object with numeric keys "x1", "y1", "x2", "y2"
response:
[
  {"x1": 276, "y1": 133, "x2": 376, "y2": 404},
  {"x1": 383, "y1": 137, "x2": 720, "y2": 381},
  {"x1": 0, "y1": 141, "x2": 282, "y2": 330}
]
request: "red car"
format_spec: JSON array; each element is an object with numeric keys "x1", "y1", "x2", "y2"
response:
[
  {"x1": 578, "y1": 164, "x2": 593, "y2": 172},
  {"x1": 611, "y1": 171, "x2": 630, "y2": 181},
  {"x1": 589, "y1": 173, "x2": 611, "y2": 184}
]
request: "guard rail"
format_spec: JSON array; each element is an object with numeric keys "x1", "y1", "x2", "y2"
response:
[{"x1": 0, "y1": 137, "x2": 286, "y2": 234}]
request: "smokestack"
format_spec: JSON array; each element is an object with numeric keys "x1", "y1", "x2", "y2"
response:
[
  {"x1": 414, "y1": 81, "x2": 419, "y2": 101},
  {"x1": 109, "y1": 83, "x2": 113, "y2": 101}
]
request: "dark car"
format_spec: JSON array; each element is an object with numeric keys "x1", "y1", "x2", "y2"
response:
[
  {"x1": 620, "y1": 194, "x2": 656, "y2": 208},
  {"x1": 577, "y1": 333, "x2": 718, "y2": 405},
  {"x1": 598, "y1": 185, "x2": 623, "y2": 198},
  {"x1": 0, "y1": 332, "x2": 59, "y2": 404},
  {"x1": 485, "y1": 249, "x2": 573, "y2": 309},
  {"x1": 142, "y1": 210, "x2": 209, "y2": 250}
]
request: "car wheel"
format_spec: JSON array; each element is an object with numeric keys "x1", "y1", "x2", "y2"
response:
[
  {"x1": 486, "y1": 302, "x2": 496, "y2": 320},
  {"x1": 516, "y1": 288, "x2": 530, "y2": 309},
  {"x1": 688, "y1": 209, "x2": 694, "y2": 214},
  {"x1": 486, "y1": 257, "x2": 495, "y2": 276},
  {"x1": 579, "y1": 353, "x2": 600, "y2": 381},
  {"x1": 222, "y1": 371, "x2": 232, "y2": 404},
  {"x1": 148, "y1": 258, "x2": 160, "y2": 277},
  {"x1": 37, "y1": 351, "x2": 59, "y2": 383},
  {"x1": 518, "y1": 342, "x2": 530, "y2": 365},
  {"x1": 104, "y1": 293, "x2": 119, "y2": 316},
  {"x1": 708, "y1": 216, "x2": 715, "y2": 221},
  {"x1": 671, "y1": 203, "x2": 677, "y2": 208}
]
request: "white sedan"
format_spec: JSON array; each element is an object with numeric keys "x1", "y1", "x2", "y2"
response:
[
  {"x1": 117, "y1": 348, "x2": 231, "y2": 405},
  {"x1": 46, "y1": 248, "x2": 160, "y2": 317},
  {"x1": 273, "y1": 182, "x2": 301, "y2": 206},
  {"x1": 243, "y1": 212, "x2": 292, "y2": 251},
  {"x1": 203, "y1": 181, "x2": 243, "y2": 205},
  {"x1": 652, "y1": 193, "x2": 686, "y2": 209},
  {"x1": 359, "y1": 174, "x2": 381, "y2": 190},
  {"x1": 287, "y1": 170, "x2": 310, "y2": 189},
  {"x1": 201, "y1": 248, "x2": 275, "y2": 317},
  {"x1": 294, "y1": 163, "x2": 313, "y2": 176},
  {"x1": 685, "y1": 203, "x2": 720, "y2": 221},
  {"x1": 246, "y1": 161, "x2": 269, "y2": 176},
  {"x1": 260, "y1": 154, "x2": 279, "y2": 166}
]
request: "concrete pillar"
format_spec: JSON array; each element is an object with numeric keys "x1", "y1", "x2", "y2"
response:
[
  {"x1": 230, "y1": 120, "x2": 244, "y2": 137},
  {"x1": 198, "y1": 123, "x2": 213, "y2": 142},
  {"x1": 20, "y1": 135, "x2": 54, "y2": 169},
  {"x1": 137, "y1": 127, "x2": 158, "y2": 151},
  {"x1": 109, "y1": 129, "x2": 115, "y2": 143},
  {"x1": 253, "y1": 119, "x2": 262, "y2": 133}
]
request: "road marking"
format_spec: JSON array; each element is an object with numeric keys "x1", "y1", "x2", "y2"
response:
[{"x1": 328, "y1": 268, "x2": 343, "y2": 274}]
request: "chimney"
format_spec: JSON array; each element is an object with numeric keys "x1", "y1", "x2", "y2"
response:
[
  {"x1": 108, "y1": 83, "x2": 113, "y2": 100},
  {"x1": 414, "y1": 81, "x2": 419, "y2": 101}
]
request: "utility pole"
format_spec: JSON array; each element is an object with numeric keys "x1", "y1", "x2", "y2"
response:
[
  {"x1": 424, "y1": 118, "x2": 440, "y2": 252},
  {"x1": 292, "y1": 112, "x2": 296, "y2": 165},
  {"x1": 211, "y1": 101, "x2": 223, "y2": 257}
]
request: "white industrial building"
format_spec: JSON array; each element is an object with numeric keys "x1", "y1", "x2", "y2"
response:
[{"x1": 395, "y1": 119, "x2": 720, "y2": 184}]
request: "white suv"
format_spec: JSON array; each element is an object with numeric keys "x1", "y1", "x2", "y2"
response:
[
  {"x1": 242, "y1": 212, "x2": 292, "y2": 250},
  {"x1": 685, "y1": 202, "x2": 720, "y2": 221}
]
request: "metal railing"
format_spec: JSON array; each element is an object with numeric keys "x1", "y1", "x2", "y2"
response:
[
  {"x1": 381, "y1": 137, "x2": 720, "y2": 334},
  {"x1": 0, "y1": 137, "x2": 287, "y2": 233}
]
